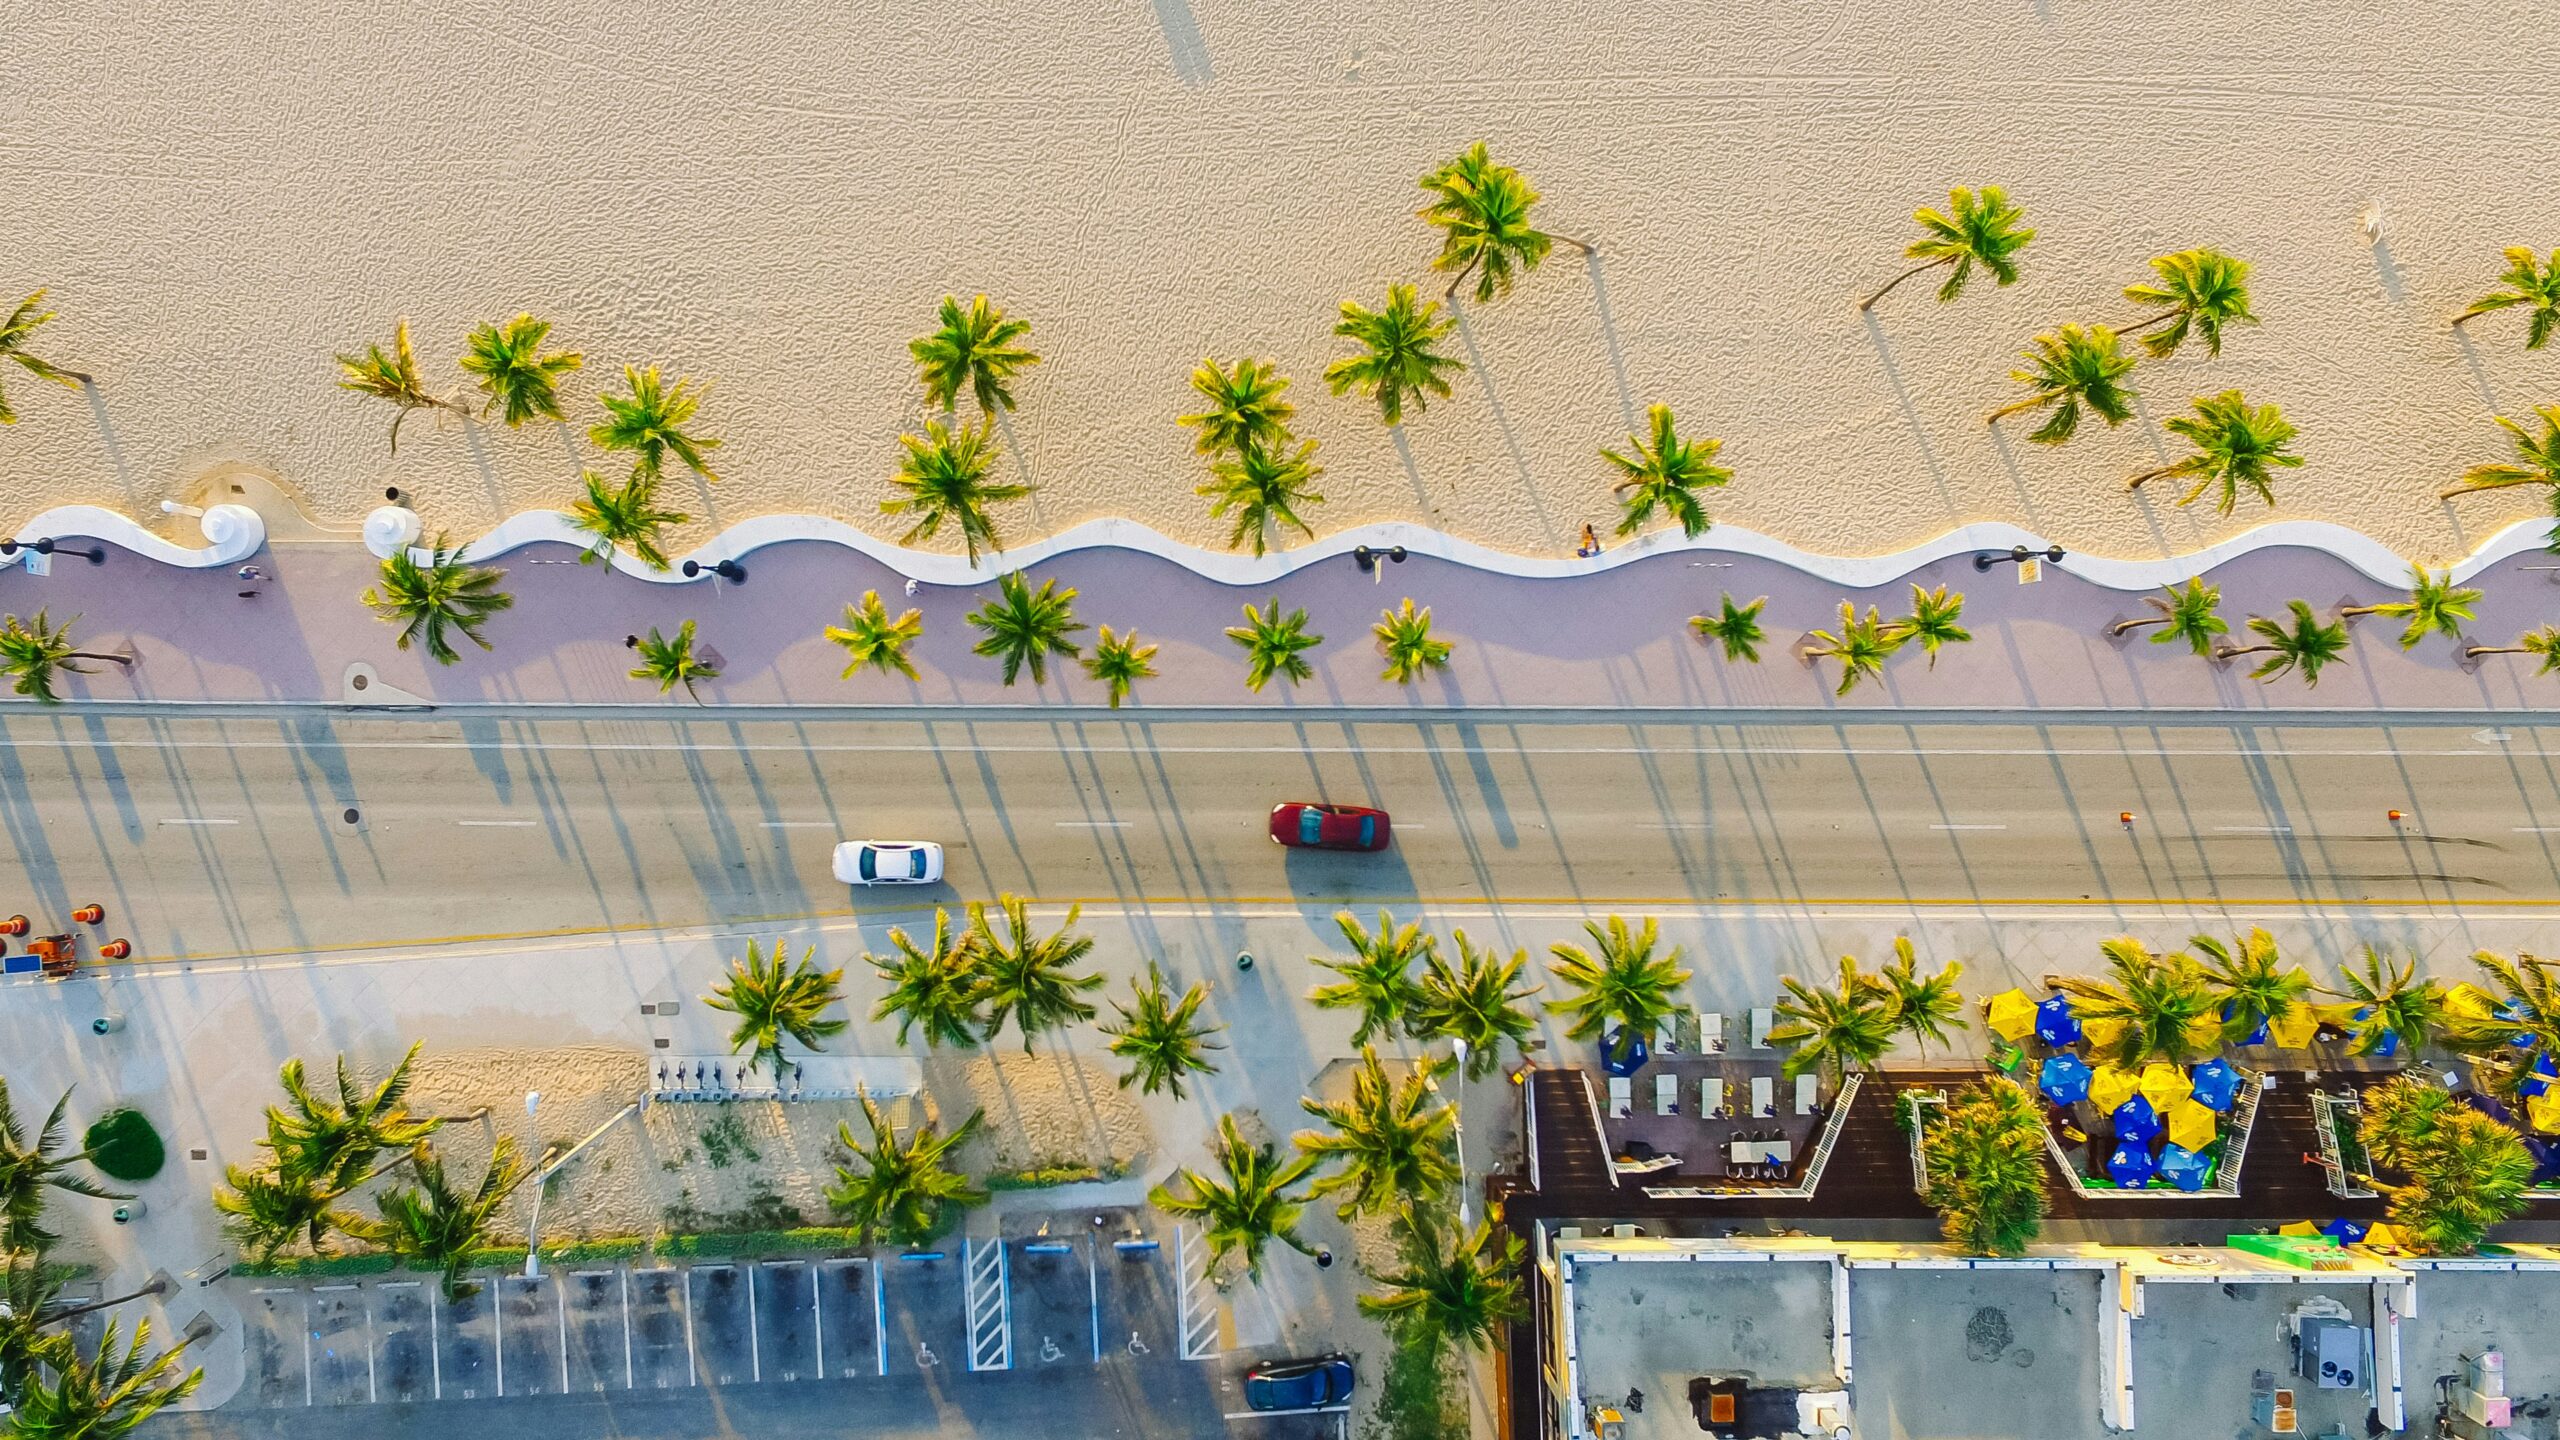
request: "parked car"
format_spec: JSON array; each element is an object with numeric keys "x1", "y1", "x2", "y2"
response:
[
  {"x1": 1244, "y1": 1354, "x2": 1356, "y2": 1411},
  {"x1": 831, "y1": 840, "x2": 945, "y2": 885},
  {"x1": 1268, "y1": 802, "x2": 1391, "y2": 852}
]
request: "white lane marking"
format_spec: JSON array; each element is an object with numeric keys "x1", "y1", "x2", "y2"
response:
[
  {"x1": 158, "y1": 817, "x2": 237, "y2": 826},
  {"x1": 759, "y1": 821, "x2": 836, "y2": 829},
  {"x1": 1929, "y1": 823, "x2": 2008, "y2": 831},
  {"x1": 2214, "y1": 825, "x2": 2295, "y2": 833},
  {"x1": 456, "y1": 820, "x2": 537, "y2": 828},
  {"x1": 2513, "y1": 826, "x2": 2560, "y2": 833},
  {"x1": 1639, "y1": 821, "x2": 1714, "y2": 829},
  {"x1": 1055, "y1": 821, "x2": 1131, "y2": 829}
]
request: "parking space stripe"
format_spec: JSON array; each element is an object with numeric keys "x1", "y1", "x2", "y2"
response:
[
  {"x1": 872, "y1": 1259, "x2": 887, "y2": 1378},
  {"x1": 365, "y1": 1288, "x2": 379, "y2": 1403},
  {"x1": 493, "y1": 1279, "x2": 505, "y2": 1397},
  {"x1": 747, "y1": 1263, "x2": 762, "y2": 1383},
  {"x1": 556, "y1": 1277, "x2": 571, "y2": 1392},
  {"x1": 811, "y1": 1263, "x2": 826, "y2": 1380},
  {"x1": 683, "y1": 1268, "x2": 698, "y2": 1388},
  {"x1": 300, "y1": 1291, "x2": 314, "y2": 1407},
  {"x1": 429, "y1": 1286, "x2": 443, "y2": 1400},
  {"x1": 1087, "y1": 1238, "x2": 1101, "y2": 1365},
  {"x1": 621, "y1": 1268, "x2": 635, "y2": 1389}
]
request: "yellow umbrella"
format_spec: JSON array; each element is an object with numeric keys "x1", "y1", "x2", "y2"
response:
[
  {"x1": 1986, "y1": 989, "x2": 2036, "y2": 1042},
  {"x1": 2267, "y1": 1002, "x2": 2319, "y2": 1050},
  {"x1": 2527, "y1": 1089, "x2": 2560, "y2": 1136},
  {"x1": 2362, "y1": 1224, "x2": 2403, "y2": 1249},
  {"x1": 2278, "y1": 1220, "x2": 2320, "y2": 1237},
  {"x1": 2180, "y1": 1013, "x2": 2224, "y2": 1053},
  {"x1": 2090, "y1": 1064, "x2": 2140, "y2": 1112},
  {"x1": 2083, "y1": 1016, "x2": 2127, "y2": 1056},
  {"x1": 2140, "y1": 1061, "x2": 2191, "y2": 1111},
  {"x1": 2167, "y1": 1097, "x2": 2218, "y2": 1150}
]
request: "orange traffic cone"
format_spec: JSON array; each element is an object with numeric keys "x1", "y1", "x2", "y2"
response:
[
  {"x1": 99, "y1": 939, "x2": 132, "y2": 959},
  {"x1": 71, "y1": 903, "x2": 104, "y2": 925}
]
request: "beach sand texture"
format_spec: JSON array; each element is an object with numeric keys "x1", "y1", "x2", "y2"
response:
[{"x1": 6, "y1": 0, "x2": 2559, "y2": 566}]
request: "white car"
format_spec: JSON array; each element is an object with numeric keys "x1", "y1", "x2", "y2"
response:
[{"x1": 832, "y1": 840, "x2": 945, "y2": 885}]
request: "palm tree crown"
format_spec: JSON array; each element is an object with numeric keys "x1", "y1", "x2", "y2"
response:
[
  {"x1": 458, "y1": 313, "x2": 583, "y2": 427},
  {"x1": 1691, "y1": 593, "x2": 1769, "y2": 663},
  {"x1": 2122, "y1": 248, "x2": 2258, "y2": 358},
  {"x1": 1295, "y1": 1049, "x2": 1458, "y2": 1220},
  {"x1": 1895, "y1": 584, "x2": 1970, "y2": 666},
  {"x1": 827, "y1": 1097, "x2": 986, "y2": 1247},
  {"x1": 866, "y1": 908, "x2": 986, "y2": 1050},
  {"x1": 361, "y1": 539, "x2": 514, "y2": 665},
  {"x1": 2111, "y1": 577, "x2": 2228, "y2": 655},
  {"x1": 971, "y1": 895, "x2": 1103, "y2": 1050},
  {"x1": 703, "y1": 939, "x2": 848, "y2": 1079},
  {"x1": 352, "y1": 1138, "x2": 529, "y2": 1299},
  {"x1": 2218, "y1": 599, "x2": 2350, "y2": 686},
  {"x1": 568, "y1": 467, "x2": 688, "y2": 571},
  {"x1": 1227, "y1": 598, "x2": 1324, "y2": 692},
  {"x1": 261, "y1": 1043, "x2": 441, "y2": 1192},
  {"x1": 883, "y1": 416, "x2": 1029, "y2": 565},
  {"x1": 1357, "y1": 1206, "x2": 1526, "y2": 1354},
  {"x1": 2341, "y1": 565, "x2": 2480, "y2": 650},
  {"x1": 2056, "y1": 939, "x2": 2218, "y2": 1067},
  {"x1": 1200, "y1": 438, "x2": 1324, "y2": 556},
  {"x1": 1920, "y1": 1078, "x2": 2049, "y2": 1257},
  {"x1": 1547, "y1": 915, "x2": 1691, "y2": 1043},
  {"x1": 1081, "y1": 624, "x2": 1158, "y2": 709},
  {"x1": 910, "y1": 293, "x2": 1039, "y2": 414},
  {"x1": 627, "y1": 620, "x2": 719, "y2": 701},
  {"x1": 1418, "y1": 141, "x2": 1589, "y2": 303},
  {"x1": 2455, "y1": 247, "x2": 2560, "y2": 348},
  {"x1": 0, "y1": 289, "x2": 90, "y2": 425},
  {"x1": 1604, "y1": 404, "x2": 1731, "y2": 539},
  {"x1": 1148, "y1": 1114, "x2": 1315, "y2": 1283},
  {"x1": 1374, "y1": 599, "x2": 1453, "y2": 684},
  {"x1": 967, "y1": 571, "x2": 1085, "y2": 686},
  {"x1": 590, "y1": 365, "x2": 721, "y2": 482},
  {"x1": 826, "y1": 590, "x2": 925, "y2": 681},
  {"x1": 336, "y1": 318, "x2": 462, "y2": 453},
  {"x1": 2192, "y1": 926, "x2": 2311, "y2": 1044},
  {"x1": 1101, "y1": 965, "x2": 1225, "y2": 1099},
  {"x1": 1178, "y1": 357, "x2": 1294, "y2": 457},
  {"x1": 2128, "y1": 390, "x2": 2302, "y2": 513},
  {"x1": 2443, "y1": 406, "x2": 2560, "y2": 500},
  {"x1": 1877, "y1": 937, "x2": 1967, "y2": 1056},
  {"x1": 0, "y1": 611, "x2": 126, "y2": 704},
  {"x1": 0, "y1": 1080, "x2": 125, "y2": 1252},
  {"x1": 1804, "y1": 602, "x2": 1907, "y2": 696},
  {"x1": 2323, "y1": 948, "x2": 2445, "y2": 1058},
  {"x1": 1326, "y1": 284, "x2": 1463, "y2": 425},
  {"x1": 1767, "y1": 956, "x2": 1898, "y2": 1085},
  {"x1": 1860, "y1": 186, "x2": 2033, "y2": 310},
  {"x1": 6, "y1": 1316, "x2": 201, "y2": 1439},
  {"x1": 214, "y1": 1163, "x2": 358, "y2": 1264},
  {"x1": 1412, "y1": 929, "x2": 1540, "y2": 1080},
  {"x1": 1309, "y1": 909, "x2": 1433, "y2": 1047},
  {"x1": 1986, "y1": 323, "x2": 2137, "y2": 444}
]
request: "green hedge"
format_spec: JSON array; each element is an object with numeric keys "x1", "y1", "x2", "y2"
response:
[
  {"x1": 539, "y1": 1236, "x2": 648, "y2": 1265},
  {"x1": 234, "y1": 1225, "x2": 883, "y2": 1278},
  {"x1": 231, "y1": 1252, "x2": 400, "y2": 1279},
  {"x1": 83, "y1": 1109, "x2": 166, "y2": 1183},
  {"x1": 653, "y1": 1226, "x2": 869, "y2": 1259},
  {"x1": 985, "y1": 1159, "x2": 1129, "y2": 1191}
]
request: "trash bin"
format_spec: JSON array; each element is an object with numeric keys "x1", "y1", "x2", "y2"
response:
[
  {"x1": 92, "y1": 1013, "x2": 124, "y2": 1035},
  {"x1": 112, "y1": 1200, "x2": 148, "y2": 1224}
]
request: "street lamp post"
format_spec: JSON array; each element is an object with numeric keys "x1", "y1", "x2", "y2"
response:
[
  {"x1": 1972, "y1": 543, "x2": 2064, "y2": 573},
  {"x1": 1444, "y1": 1039, "x2": 1471, "y2": 1228},
  {"x1": 682, "y1": 558, "x2": 747, "y2": 583}
]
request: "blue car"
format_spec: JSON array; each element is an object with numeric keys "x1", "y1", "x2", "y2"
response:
[{"x1": 1244, "y1": 1354, "x2": 1356, "y2": 1411}]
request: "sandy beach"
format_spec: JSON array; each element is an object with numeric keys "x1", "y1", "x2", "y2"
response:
[{"x1": 6, "y1": 0, "x2": 2560, "y2": 569}]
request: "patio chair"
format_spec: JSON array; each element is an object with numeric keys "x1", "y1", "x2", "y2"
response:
[
  {"x1": 1751, "y1": 1075, "x2": 1776, "y2": 1117},
  {"x1": 1700, "y1": 1011, "x2": 1728, "y2": 1054},
  {"x1": 1796, "y1": 1073, "x2": 1818, "y2": 1115},
  {"x1": 1655, "y1": 1072, "x2": 1679, "y2": 1115},
  {"x1": 1700, "y1": 1077, "x2": 1727, "y2": 1118},
  {"x1": 1749, "y1": 1007, "x2": 1775, "y2": 1049}
]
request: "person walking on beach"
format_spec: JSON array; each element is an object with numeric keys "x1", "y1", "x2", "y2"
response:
[{"x1": 1576, "y1": 523, "x2": 1602, "y2": 558}]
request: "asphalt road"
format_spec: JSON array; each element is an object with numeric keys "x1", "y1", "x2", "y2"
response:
[{"x1": 1, "y1": 710, "x2": 2555, "y2": 963}]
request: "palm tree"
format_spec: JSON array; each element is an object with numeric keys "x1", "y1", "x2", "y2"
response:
[
  {"x1": 0, "y1": 1081, "x2": 124, "y2": 1252},
  {"x1": 2355, "y1": 1092, "x2": 2531, "y2": 1256},
  {"x1": 351, "y1": 1138, "x2": 529, "y2": 1299},
  {"x1": 2454, "y1": 247, "x2": 2560, "y2": 348},
  {"x1": 2126, "y1": 390, "x2": 2302, "y2": 513},
  {"x1": 1082, "y1": 624, "x2": 1158, "y2": 709},
  {"x1": 590, "y1": 364, "x2": 720, "y2": 482},
  {"x1": 626, "y1": 620, "x2": 719, "y2": 701},
  {"x1": 336, "y1": 318, "x2": 464, "y2": 453},
  {"x1": 1326, "y1": 285, "x2": 1462, "y2": 425},
  {"x1": 1357, "y1": 1206, "x2": 1526, "y2": 1354},
  {"x1": 1418, "y1": 141, "x2": 1591, "y2": 303},
  {"x1": 361, "y1": 539, "x2": 514, "y2": 666},
  {"x1": 866, "y1": 909, "x2": 986, "y2": 1050},
  {"x1": 458, "y1": 313, "x2": 583, "y2": 427},
  {"x1": 825, "y1": 590, "x2": 925, "y2": 681},
  {"x1": 0, "y1": 611, "x2": 132, "y2": 704},
  {"x1": 2339, "y1": 566, "x2": 2480, "y2": 650},
  {"x1": 2443, "y1": 951, "x2": 2560, "y2": 1090},
  {"x1": 1985, "y1": 324, "x2": 2137, "y2": 444},
  {"x1": 1803, "y1": 602, "x2": 1906, "y2": 697},
  {"x1": 2192, "y1": 926, "x2": 2311, "y2": 1044},
  {"x1": 909, "y1": 294, "x2": 1038, "y2": 414},
  {"x1": 1199, "y1": 438, "x2": 1324, "y2": 556},
  {"x1": 213, "y1": 1163, "x2": 358, "y2": 1263},
  {"x1": 1690, "y1": 593, "x2": 1769, "y2": 663},
  {"x1": 967, "y1": 571, "x2": 1085, "y2": 685},
  {"x1": 1412, "y1": 929, "x2": 1539, "y2": 1080},
  {"x1": 567, "y1": 467, "x2": 687, "y2": 571},
  {"x1": 1767, "y1": 956, "x2": 1898, "y2": 1085},
  {"x1": 2121, "y1": 248, "x2": 2258, "y2": 358},
  {"x1": 1100, "y1": 966, "x2": 1225, "y2": 1099},
  {"x1": 5, "y1": 1316, "x2": 201, "y2": 1439},
  {"x1": 1876, "y1": 937, "x2": 1966, "y2": 1056},
  {"x1": 1226, "y1": 598, "x2": 1323, "y2": 692},
  {"x1": 261, "y1": 1043, "x2": 440, "y2": 1191},
  {"x1": 2323, "y1": 947, "x2": 2444, "y2": 1058},
  {"x1": 0, "y1": 289, "x2": 90, "y2": 425},
  {"x1": 2442, "y1": 407, "x2": 2560, "y2": 500},
  {"x1": 703, "y1": 939, "x2": 848, "y2": 1079},
  {"x1": 1547, "y1": 915, "x2": 1692, "y2": 1043},
  {"x1": 2055, "y1": 939, "x2": 2218, "y2": 1068},
  {"x1": 1178, "y1": 357, "x2": 1294, "y2": 457},
  {"x1": 826, "y1": 1096, "x2": 987, "y2": 1247},
  {"x1": 1894, "y1": 584, "x2": 1970, "y2": 666},
  {"x1": 1148, "y1": 1114, "x2": 1316, "y2": 1283},
  {"x1": 1919, "y1": 1078, "x2": 2048, "y2": 1258},
  {"x1": 1374, "y1": 599, "x2": 1453, "y2": 684},
  {"x1": 1308, "y1": 909, "x2": 1433, "y2": 1047},
  {"x1": 1296, "y1": 1049, "x2": 1458, "y2": 1220},
  {"x1": 2108, "y1": 577, "x2": 2227, "y2": 655},
  {"x1": 883, "y1": 416, "x2": 1030, "y2": 564},
  {"x1": 970, "y1": 895, "x2": 1104, "y2": 1050},
  {"x1": 1603, "y1": 404, "x2": 1731, "y2": 539},
  {"x1": 2463, "y1": 624, "x2": 2560, "y2": 674},
  {"x1": 1859, "y1": 186, "x2": 2033, "y2": 311},
  {"x1": 2, "y1": 1249, "x2": 73, "y2": 1407},
  {"x1": 2216, "y1": 600, "x2": 2350, "y2": 686}
]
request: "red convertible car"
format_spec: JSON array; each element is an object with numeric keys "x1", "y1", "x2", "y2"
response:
[{"x1": 1269, "y1": 802, "x2": 1392, "y2": 852}]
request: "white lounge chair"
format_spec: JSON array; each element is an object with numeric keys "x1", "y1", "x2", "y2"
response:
[
  {"x1": 1751, "y1": 1075, "x2": 1776, "y2": 1118},
  {"x1": 1608, "y1": 1075, "x2": 1633, "y2": 1118},
  {"x1": 1657, "y1": 1011, "x2": 1683, "y2": 1055},
  {"x1": 1796, "y1": 1072, "x2": 1818, "y2": 1115},
  {"x1": 1750, "y1": 1008, "x2": 1775, "y2": 1050},
  {"x1": 1656, "y1": 1072, "x2": 1679, "y2": 1115},
  {"x1": 1700, "y1": 1011, "x2": 1728, "y2": 1054},
  {"x1": 1701, "y1": 1077, "x2": 1727, "y2": 1118}
]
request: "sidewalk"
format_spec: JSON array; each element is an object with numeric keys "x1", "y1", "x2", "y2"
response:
[{"x1": 5, "y1": 528, "x2": 2559, "y2": 712}]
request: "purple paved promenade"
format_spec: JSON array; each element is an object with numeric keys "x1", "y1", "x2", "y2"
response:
[{"x1": 3, "y1": 534, "x2": 2556, "y2": 710}]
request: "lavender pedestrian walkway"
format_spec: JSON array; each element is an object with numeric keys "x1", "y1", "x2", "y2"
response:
[{"x1": 4, "y1": 534, "x2": 2556, "y2": 711}]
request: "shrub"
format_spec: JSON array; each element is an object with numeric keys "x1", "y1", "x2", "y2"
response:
[
  {"x1": 231, "y1": 1251, "x2": 400, "y2": 1279},
  {"x1": 83, "y1": 1108, "x2": 166, "y2": 1183},
  {"x1": 1919, "y1": 1077, "x2": 2049, "y2": 1257},
  {"x1": 985, "y1": 1159, "x2": 1130, "y2": 1191}
]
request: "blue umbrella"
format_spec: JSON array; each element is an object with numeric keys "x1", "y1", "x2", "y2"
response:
[
  {"x1": 1599, "y1": 1027, "x2": 1649, "y2": 1076},
  {"x1": 2190, "y1": 1058, "x2": 2241, "y2": 1113},
  {"x1": 2036, "y1": 994, "x2": 2082, "y2": 1046},
  {"x1": 2220, "y1": 1000, "x2": 2270, "y2": 1047},
  {"x1": 2526, "y1": 1136, "x2": 2560, "y2": 1186},
  {"x1": 2352, "y1": 1006, "x2": 2401, "y2": 1058},
  {"x1": 2521, "y1": 1053, "x2": 2559, "y2": 1099},
  {"x1": 2466, "y1": 1092, "x2": 2516, "y2": 1126},
  {"x1": 2106, "y1": 1143, "x2": 2156, "y2": 1187},
  {"x1": 2157, "y1": 1143, "x2": 2209, "y2": 1192},
  {"x1": 2111, "y1": 1095, "x2": 2162, "y2": 1146},
  {"x1": 2039, "y1": 1054, "x2": 2093, "y2": 1105},
  {"x1": 2321, "y1": 1217, "x2": 2368, "y2": 1244}
]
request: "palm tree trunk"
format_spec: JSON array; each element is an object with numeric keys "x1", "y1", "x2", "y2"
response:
[
  {"x1": 1441, "y1": 257, "x2": 1482, "y2": 302},
  {"x1": 2214, "y1": 643, "x2": 2276, "y2": 661},
  {"x1": 2336, "y1": 604, "x2": 2386, "y2": 619},
  {"x1": 1858, "y1": 258, "x2": 1948, "y2": 312},
  {"x1": 1984, "y1": 394, "x2": 2051, "y2": 425},
  {"x1": 2121, "y1": 308, "x2": 2181, "y2": 333},
  {"x1": 41, "y1": 1276, "x2": 170, "y2": 1326},
  {"x1": 2109, "y1": 616, "x2": 2167, "y2": 638},
  {"x1": 2124, "y1": 465, "x2": 2184, "y2": 491},
  {"x1": 1544, "y1": 229, "x2": 1598, "y2": 255},
  {"x1": 2464, "y1": 645, "x2": 2527, "y2": 658},
  {"x1": 67, "y1": 650, "x2": 131, "y2": 668}
]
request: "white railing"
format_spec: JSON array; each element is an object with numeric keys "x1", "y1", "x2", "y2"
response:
[
  {"x1": 1904, "y1": 1090, "x2": 1948, "y2": 1196},
  {"x1": 1525, "y1": 1065, "x2": 1543, "y2": 1193},
  {"x1": 2309, "y1": 1091, "x2": 2379, "y2": 1199},
  {"x1": 1576, "y1": 1072, "x2": 1621, "y2": 1189}
]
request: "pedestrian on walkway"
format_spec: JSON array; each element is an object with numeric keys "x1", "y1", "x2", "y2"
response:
[
  {"x1": 1576, "y1": 523, "x2": 1602, "y2": 558},
  {"x1": 236, "y1": 562, "x2": 264, "y2": 599}
]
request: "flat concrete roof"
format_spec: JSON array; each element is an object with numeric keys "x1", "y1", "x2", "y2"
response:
[
  {"x1": 2130, "y1": 1280, "x2": 2376, "y2": 1438},
  {"x1": 1566, "y1": 1255, "x2": 1837, "y2": 1440},
  {"x1": 2403, "y1": 1270, "x2": 2560, "y2": 1406},
  {"x1": 1847, "y1": 1265, "x2": 2111, "y2": 1440}
]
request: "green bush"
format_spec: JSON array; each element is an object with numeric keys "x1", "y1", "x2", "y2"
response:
[
  {"x1": 83, "y1": 1108, "x2": 165, "y2": 1183},
  {"x1": 540, "y1": 1236, "x2": 648, "y2": 1265},
  {"x1": 460, "y1": 1244, "x2": 531, "y2": 1272},
  {"x1": 653, "y1": 1226, "x2": 869, "y2": 1259},
  {"x1": 985, "y1": 1159, "x2": 1129, "y2": 1191},
  {"x1": 232, "y1": 1251, "x2": 400, "y2": 1279}
]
